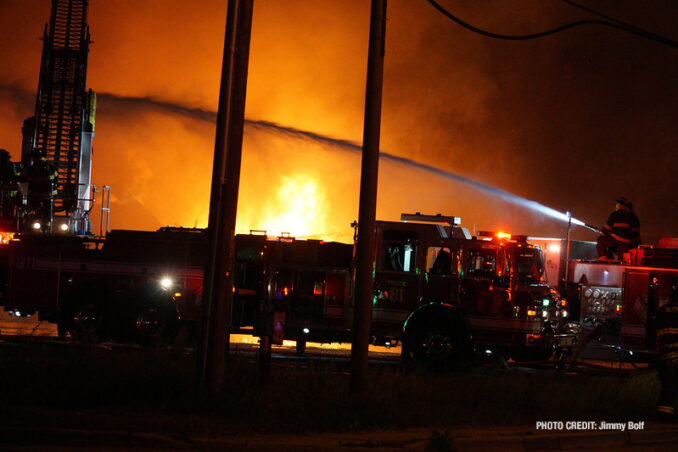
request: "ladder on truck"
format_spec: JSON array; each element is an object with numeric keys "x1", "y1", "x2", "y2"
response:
[{"x1": 25, "y1": 0, "x2": 95, "y2": 234}]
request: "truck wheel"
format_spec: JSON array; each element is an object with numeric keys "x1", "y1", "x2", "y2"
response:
[
  {"x1": 71, "y1": 304, "x2": 101, "y2": 343},
  {"x1": 136, "y1": 309, "x2": 165, "y2": 347},
  {"x1": 403, "y1": 311, "x2": 472, "y2": 371}
]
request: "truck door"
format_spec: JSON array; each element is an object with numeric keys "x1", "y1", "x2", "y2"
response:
[
  {"x1": 294, "y1": 269, "x2": 325, "y2": 324},
  {"x1": 324, "y1": 270, "x2": 349, "y2": 328},
  {"x1": 373, "y1": 229, "x2": 419, "y2": 330},
  {"x1": 423, "y1": 246, "x2": 459, "y2": 304},
  {"x1": 460, "y1": 246, "x2": 506, "y2": 316}
]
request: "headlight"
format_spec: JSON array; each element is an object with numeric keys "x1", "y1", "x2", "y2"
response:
[{"x1": 160, "y1": 277, "x2": 173, "y2": 290}]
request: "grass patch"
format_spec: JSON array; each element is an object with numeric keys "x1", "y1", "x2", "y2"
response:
[{"x1": 0, "y1": 343, "x2": 661, "y2": 435}]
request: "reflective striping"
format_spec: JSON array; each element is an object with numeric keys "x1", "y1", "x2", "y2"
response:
[
  {"x1": 610, "y1": 233, "x2": 632, "y2": 244},
  {"x1": 658, "y1": 328, "x2": 678, "y2": 335},
  {"x1": 657, "y1": 405, "x2": 675, "y2": 414}
]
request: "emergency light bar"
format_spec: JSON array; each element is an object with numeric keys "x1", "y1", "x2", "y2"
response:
[
  {"x1": 400, "y1": 213, "x2": 461, "y2": 225},
  {"x1": 477, "y1": 231, "x2": 529, "y2": 243}
]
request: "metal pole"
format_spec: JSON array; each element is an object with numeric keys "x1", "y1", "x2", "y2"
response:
[
  {"x1": 350, "y1": 0, "x2": 387, "y2": 393},
  {"x1": 565, "y1": 211, "x2": 572, "y2": 285},
  {"x1": 200, "y1": 0, "x2": 254, "y2": 393}
]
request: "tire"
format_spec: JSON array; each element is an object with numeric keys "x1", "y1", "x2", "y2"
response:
[
  {"x1": 71, "y1": 303, "x2": 102, "y2": 343},
  {"x1": 136, "y1": 308, "x2": 165, "y2": 347},
  {"x1": 403, "y1": 307, "x2": 472, "y2": 371}
]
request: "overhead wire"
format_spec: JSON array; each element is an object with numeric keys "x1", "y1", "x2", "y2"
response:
[
  {"x1": 425, "y1": 0, "x2": 678, "y2": 48},
  {"x1": 559, "y1": 0, "x2": 678, "y2": 48}
]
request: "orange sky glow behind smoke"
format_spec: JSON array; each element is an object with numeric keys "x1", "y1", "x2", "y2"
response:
[{"x1": 1, "y1": 1, "x2": 677, "y2": 244}]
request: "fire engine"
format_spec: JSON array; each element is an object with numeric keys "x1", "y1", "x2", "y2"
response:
[
  {"x1": 564, "y1": 238, "x2": 678, "y2": 362},
  {"x1": 0, "y1": 227, "x2": 354, "y2": 346},
  {"x1": 372, "y1": 214, "x2": 568, "y2": 363},
  {"x1": 0, "y1": 229, "x2": 204, "y2": 344}
]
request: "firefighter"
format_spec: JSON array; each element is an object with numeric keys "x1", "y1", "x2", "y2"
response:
[
  {"x1": 656, "y1": 277, "x2": 678, "y2": 423},
  {"x1": 596, "y1": 197, "x2": 640, "y2": 260},
  {"x1": 0, "y1": 149, "x2": 19, "y2": 219},
  {"x1": 22, "y1": 152, "x2": 58, "y2": 230}
]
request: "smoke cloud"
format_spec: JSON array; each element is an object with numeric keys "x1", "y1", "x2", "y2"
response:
[{"x1": 1, "y1": 0, "x2": 676, "y2": 243}]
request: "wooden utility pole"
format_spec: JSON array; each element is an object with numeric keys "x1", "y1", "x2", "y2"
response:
[
  {"x1": 200, "y1": 0, "x2": 254, "y2": 393},
  {"x1": 350, "y1": 0, "x2": 387, "y2": 393}
]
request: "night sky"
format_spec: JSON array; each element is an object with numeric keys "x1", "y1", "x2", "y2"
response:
[{"x1": 0, "y1": 0, "x2": 676, "y2": 244}]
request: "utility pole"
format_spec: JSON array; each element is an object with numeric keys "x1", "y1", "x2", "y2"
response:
[
  {"x1": 200, "y1": 0, "x2": 254, "y2": 393},
  {"x1": 350, "y1": 0, "x2": 387, "y2": 393}
]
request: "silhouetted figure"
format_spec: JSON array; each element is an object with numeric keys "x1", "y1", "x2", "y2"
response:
[
  {"x1": 431, "y1": 248, "x2": 452, "y2": 275},
  {"x1": 0, "y1": 149, "x2": 19, "y2": 220},
  {"x1": 596, "y1": 197, "x2": 640, "y2": 260},
  {"x1": 22, "y1": 153, "x2": 58, "y2": 231}
]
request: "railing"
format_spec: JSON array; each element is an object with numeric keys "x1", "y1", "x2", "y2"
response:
[{"x1": 98, "y1": 185, "x2": 111, "y2": 238}]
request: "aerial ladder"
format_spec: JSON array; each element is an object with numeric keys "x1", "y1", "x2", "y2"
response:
[{"x1": 20, "y1": 0, "x2": 96, "y2": 235}]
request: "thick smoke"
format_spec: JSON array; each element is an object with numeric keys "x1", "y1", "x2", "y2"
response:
[
  {"x1": 1, "y1": 1, "x2": 677, "y2": 242},
  {"x1": 93, "y1": 92, "x2": 596, "y2": 241}
]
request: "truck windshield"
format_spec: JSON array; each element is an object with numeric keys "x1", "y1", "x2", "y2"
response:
[{"x1": 516, "y1": 247, "x2": 544, "y2": 284}]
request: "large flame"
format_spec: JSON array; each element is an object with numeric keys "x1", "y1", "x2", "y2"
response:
[{"x1": 242, "y1": 174, "x2": 327, "y2": 238}]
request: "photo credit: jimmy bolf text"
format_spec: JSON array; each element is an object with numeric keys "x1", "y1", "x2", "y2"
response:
[{"x1": 536, "y1": 421, "x2": 645, "y2": 431}]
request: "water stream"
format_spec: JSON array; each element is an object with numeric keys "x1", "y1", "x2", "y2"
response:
[{"x1": 98, "y1": 92, "x2": 594, "y2": 232}]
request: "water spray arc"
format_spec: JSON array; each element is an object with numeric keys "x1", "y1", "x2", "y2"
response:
[{"x1": 87, "y1": 91, "x2": 602, "y2": 232}]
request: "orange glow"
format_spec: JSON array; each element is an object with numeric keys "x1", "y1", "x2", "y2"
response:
[
  {"x1": 242, "y1": 174, "x2": 328, "y2": 239},
  {"x1": 4, "y1": 1, "x2": 662, "y2": 246},
  {"x1": 496, "y1": 231, "x2": 511, "y2": 240},
  {"x1": 0, "y1": 232, "x2": 15, "y2": 245},
  {"x1": 526, "y1": 333, "x2": 541, "y2": 343},
  {"x1": 527, "y1": 310, "x2": 537, "y2": 317}
]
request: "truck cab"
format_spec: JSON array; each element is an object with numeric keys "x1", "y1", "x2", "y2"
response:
[{"x1": 373, "y1": 214, "x2": 566, "y2": 363}]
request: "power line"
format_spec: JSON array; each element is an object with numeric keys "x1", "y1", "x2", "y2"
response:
[
  {"x1": 560, "y1": 0, "x2": 678, "y2": 48},
  {"x1": 426, "y1": 0, "x2": 678, "y2": 48}
]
